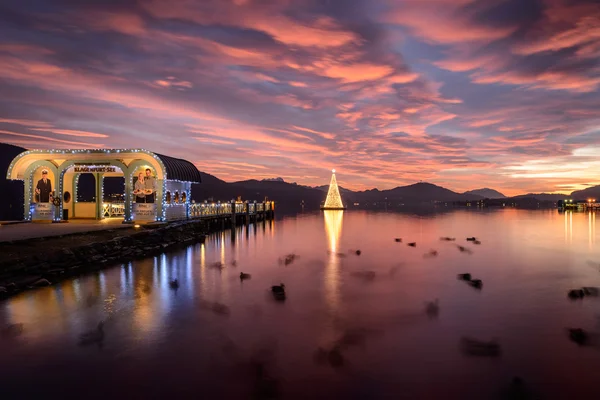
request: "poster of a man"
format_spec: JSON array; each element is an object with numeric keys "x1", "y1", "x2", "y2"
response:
[
  {"x1": 144, "y1": 168, "x2": 156, "y2": 203},
  {"x1": 35, "y1": 169, "x2": 52, "y2": 203}
]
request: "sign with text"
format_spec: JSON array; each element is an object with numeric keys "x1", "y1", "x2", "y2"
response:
[
  {"x1": 133, "y1": 203, "x2": 156, "y2": 223},
  {"x1": 32, "y1": 202, "x2": 54, "y2": 221},
  {"x1": 73, "y1": 166, "x2": 117, "y2": 173}
]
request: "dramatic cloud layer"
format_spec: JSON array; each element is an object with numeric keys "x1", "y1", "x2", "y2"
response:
[{"x1": 1, "y1": 0, "x2": 599, "y2": 195}]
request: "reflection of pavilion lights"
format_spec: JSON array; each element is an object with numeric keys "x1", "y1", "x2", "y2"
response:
[
  {"x1": 570, "y1": 211, "x2": 573, "y2": 243},
  {"x1": 589, "y1": 212, "x2": 596, "y2": 249},
  {"x1": 186, "y1": 246, "x2": 193, "y2": 284},
  {"x1": 221, "y1": 231, "x2": 226, "y2": 265},
  {"x1": 199, "y1": 243, "x2": 206, "y2": 292},
  {"x1": 564, "y1": 210, "x2": 568, "y2": 244},
  {"x1": 589, "y1": 212, "x2": 593, "y2": 249},
  {"x1": 324, "y1": 210, "x2": 343, "y2": 310}
]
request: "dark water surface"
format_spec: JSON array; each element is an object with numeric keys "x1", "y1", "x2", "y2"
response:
[{"x1": 2, "y1": 210, "x2": 600, "y2": 399}]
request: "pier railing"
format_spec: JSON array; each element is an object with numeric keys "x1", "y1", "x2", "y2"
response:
[
  {"x1": 188, "y1": 200, "x2": 273, "y2": 218},
  {"x1": 99, "y1": 200, "x2": 273, "y2": 220}
]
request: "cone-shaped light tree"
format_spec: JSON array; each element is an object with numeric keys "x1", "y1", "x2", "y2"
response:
[{"x1": 321, "y1": 169, "x2": 346, "y2": 210}]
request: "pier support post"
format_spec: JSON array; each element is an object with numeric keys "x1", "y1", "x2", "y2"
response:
[
  {"x1": 245, "y1": 200, "x2": 249, "y2": 225},
  {"x1": 231, "y1": 199, "x2": 236, "y2": 227}
]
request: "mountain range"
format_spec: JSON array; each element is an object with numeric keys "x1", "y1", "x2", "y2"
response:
[
  {"x1": 2, "y1": 143, "x2": 597, "y2": 217},
  {"x1": 463, "y1": 188, "x2": 506, "y2": 199}
]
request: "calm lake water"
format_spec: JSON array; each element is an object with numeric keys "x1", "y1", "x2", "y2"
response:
[{"x1": 1, "y1": 209, "x2": 600, "y2": 399}]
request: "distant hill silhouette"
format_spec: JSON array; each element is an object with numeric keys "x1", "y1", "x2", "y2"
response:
[
  {"x1": 312, "y1": 184, "x2": 354, "y2": 195},
  {"x1": 464, "y1": 188, "x2": 506, "y2": 199},
  {"x1": 199, "y1": 171, "x2": 226, "y2": 185},
  {"x1": 570, "y1": 185, "x2": 600, "y2": 201},
  {"x1": 511, "y1": 193, "x2": 568, "y2": 202},
  {"x1": 0, "y1": 143, "x2": 25, "y2": 220},
  {"x1": 347, "y1": 182, "x2": 482, "y2": 205},
  {"x1": 3, "y1": 142, "x2": 590, "y2": 217}
]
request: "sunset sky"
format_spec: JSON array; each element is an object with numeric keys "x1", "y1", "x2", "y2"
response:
[{"x1": 1, "y1": 0, "x2": 599, "y2": 195}]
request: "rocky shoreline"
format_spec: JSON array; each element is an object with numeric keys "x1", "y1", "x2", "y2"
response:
[{"x1": 0, "y1": 220, "x2": 208, "y2": 300}]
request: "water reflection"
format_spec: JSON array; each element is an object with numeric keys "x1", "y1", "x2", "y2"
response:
[
  {"x1": 564, "y1": 210, "x2": 574, "y2": 244},
  {"x1": 324, "y1": 210, "x2": 344, "y2": 312},
  {"x1": 1, "y1": 210, "x2": 600, "y2": 399},
  {"x1": 589, "y1": 212, "x2": 596, "y2": 249}
]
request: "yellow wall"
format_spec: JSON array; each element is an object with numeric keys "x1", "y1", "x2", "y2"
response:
[
  {"x1": 63, "y1": 171, "x2": 75, "y2": 216},
  {"x1": 74, "y1": 202, "x2": 96, "y2": 218}
]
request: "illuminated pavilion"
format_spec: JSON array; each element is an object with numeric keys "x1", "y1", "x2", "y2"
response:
[{"x1": 6, "y1": 149, "x2": 202, "y2": 223}]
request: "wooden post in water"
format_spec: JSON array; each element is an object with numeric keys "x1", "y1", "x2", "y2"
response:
[
  {"x1": 245, "y1": 200, "x2": 250, "y2": 225},
  {"x1": 231, "y1": 199, "x2": 236, "y2": 227}
]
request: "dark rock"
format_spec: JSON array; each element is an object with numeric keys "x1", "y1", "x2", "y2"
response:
[
  {"x1": 568, "y1": 289, "x2": 585, "y2": 299},
  {"x1": 29, "y1": 278, "x2": 51, "y2": 288},
  {"x1": 457, "y1": 273, "x2": 471, "y2": 281},
  {"x1": 568, "y1": 328, "x2": 588, "y2": 346},
  {"x1": 1, "y1": 323, "x2": 24, "y2": 338},
  {"x1": 468, "y1": 279, "x2": 483, "y2": 289},
  {"x1": 460, "y1": 337, "x2": 501, "y2": 357},
  {"x1": 313, "y1": 347, "x2": 328, "y2": 365},
  {"x1": 351, "y1": 271, "x2": 376, "y2": 282},
  {"x1": 0, "y1": 219, "x2": 247, "y2": 300},
  {"x1": 327, "y1": 347, "x2": 345, "y2": 368},
  {"x1": 457, "y1": 245, "x2": 472, "y2": 254},
  {"x1": 582, "y1": 287, "x2": 599, "y2": 297}
]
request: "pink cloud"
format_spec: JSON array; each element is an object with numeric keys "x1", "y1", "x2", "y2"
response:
[
  {"x1": 468, "y1": 119, "x2": 503, "y2": 128},
  {"x1": 472, "y1": 70, "x2": 600, "y2": 93},
  {"x1": 83, "y1": 12, "x2": 147, "y2": 36},
  {"x1": 513, "y1": 1, "x2": 600, "y2": 56},
  {"x1": 291, "y1": 126, "x2": 336, "y2": 140},
  {"x1": 0, "y1": 118, "x2": 53, "y2": 128},
  {"x1": 381, "y1": 1, "x2": 516, "y2": 44},
  {"x1": 30, "y1": 128, "x2": 109, "y2": 138},
  {"x1": 0, "y1": 129, "x2": 103, "y2": 147},
  {"x1": 193, "y1": 137, "x2": 238, "y2": 146},
  {"x1": 319, "y1": 62, "x2": 394, "y2": 83},
  {"x1": 2, "y1": 0, "x2": 599, "y2": 195},
  {"x1": 288, "y1": 81, "x2": 307, "y2": 87},
  {"x1": 142, "y1": 0, "x2": 359, "y2": 48}
]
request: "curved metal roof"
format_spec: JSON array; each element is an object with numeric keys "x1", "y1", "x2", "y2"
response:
[
  {"x1": 155, "y1": 153, "x2": 202, "y2": 183},
  {"x1": 6, "y1": 148, "x2": 203, "y2": 183}
]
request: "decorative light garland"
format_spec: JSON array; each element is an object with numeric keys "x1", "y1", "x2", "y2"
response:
[
  {"x1": 7, "y1": 148, "x2": 246, "y2": 223},
  {"x1": 74, "y1": 173, "x2": 80, "y2": 202}
]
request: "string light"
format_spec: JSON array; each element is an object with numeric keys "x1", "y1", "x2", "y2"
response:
[
  {"x1": 7, "y1": 148, "x2": 273, "y2": 223},
  {"x1": 322, "y1": 169, "x2": 346, "y2": 209}
]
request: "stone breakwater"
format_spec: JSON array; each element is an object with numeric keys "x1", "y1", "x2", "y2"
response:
[{"x1": 0, "y1": 221, "x2": 207, "y2": 300}]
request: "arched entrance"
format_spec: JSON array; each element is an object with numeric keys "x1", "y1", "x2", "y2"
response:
[
  {"x1": 60, "y1": 163, "x2": 126, "y2": 221},
  {"x1": 6, "y1": 149, "x2": 201, "y2": 224}
]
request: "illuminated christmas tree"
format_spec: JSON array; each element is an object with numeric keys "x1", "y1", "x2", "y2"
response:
[{"x1": 321, "y1": 169, "x2": 346, "y2": 210}]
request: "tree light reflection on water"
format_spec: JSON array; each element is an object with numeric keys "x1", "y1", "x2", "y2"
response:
[{"x1": 1, "y1": 209, "x2": 600, "y2": 399}]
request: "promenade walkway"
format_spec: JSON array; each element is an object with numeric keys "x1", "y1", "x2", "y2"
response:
[{"x1": 0, "y1": 218, "x2": 127, "y2": 242}]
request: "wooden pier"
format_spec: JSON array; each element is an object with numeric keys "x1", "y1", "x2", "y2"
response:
[
  {"x1": 101, "y1": 200, "x2": 275, "y2": 224},
  {"x1": 0, "y1": 200, "x2": 275, "y2": 242},
  {"x1": 187, "y1": 200, "x2": 275, "y2": 230},
  {"x1": 558, "y1": 199, "x2": 599, "y2": 211}
]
